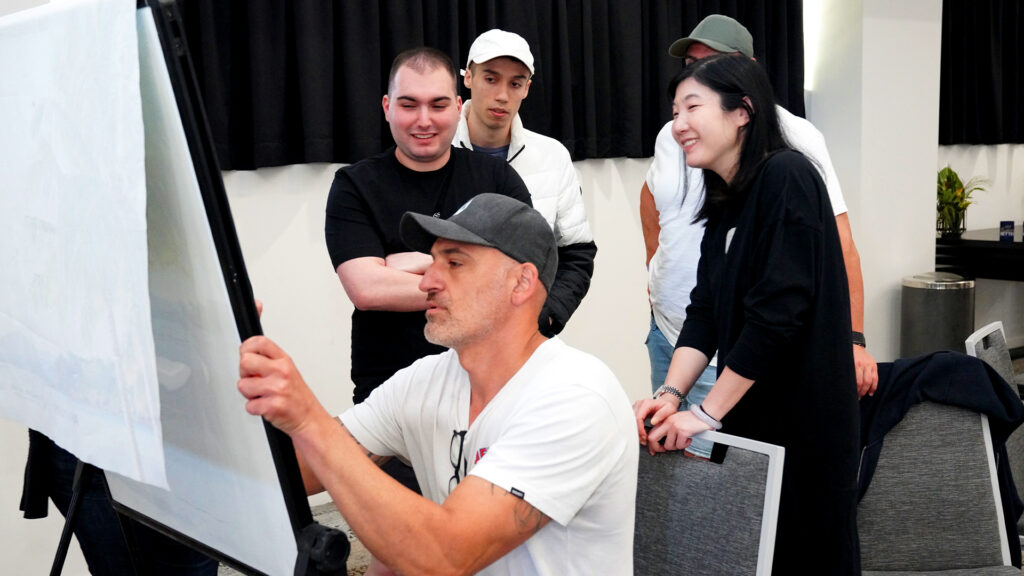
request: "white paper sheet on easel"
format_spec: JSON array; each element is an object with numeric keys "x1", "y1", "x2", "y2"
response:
[{"x1": 0, "y1": 0, "x2": 166, "y2": 487}]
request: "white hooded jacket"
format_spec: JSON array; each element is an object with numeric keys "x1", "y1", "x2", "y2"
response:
[{"x1": 454, "y1": 100, "x2": 596, "y2": 336}]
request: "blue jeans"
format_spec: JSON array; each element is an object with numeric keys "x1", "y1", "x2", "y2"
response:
[{"x1": 646, "y1": 316, "x2": 716, "y2": 458}]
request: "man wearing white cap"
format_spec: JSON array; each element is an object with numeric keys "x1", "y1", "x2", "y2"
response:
[
  {"x1": 641, "y1": 15, "x2": 876, "y2": 460},
  {"x1": 241, "y1": 195, "x2": 636, "y2": 576},
  {"x1": 454, "y1": 29, "x2": 596, "y2": 338}
]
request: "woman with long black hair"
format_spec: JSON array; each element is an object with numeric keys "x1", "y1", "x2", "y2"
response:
[{"x1": 634, "y1": 54, "x2": 860, "y2": 573}]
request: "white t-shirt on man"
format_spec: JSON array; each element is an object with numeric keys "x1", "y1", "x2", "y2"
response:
[{"x1": 340, "y1": 337, "x2": 638, "y2": 576}]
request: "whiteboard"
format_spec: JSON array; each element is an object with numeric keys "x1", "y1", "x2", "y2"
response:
[{"x1": 105, "y1": 6, "x2": 305, "y2": 575}]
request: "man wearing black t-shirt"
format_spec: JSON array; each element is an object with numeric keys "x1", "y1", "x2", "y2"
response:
[{"x1": 324, "y1": 47, "x2": 531, "y2": 406}]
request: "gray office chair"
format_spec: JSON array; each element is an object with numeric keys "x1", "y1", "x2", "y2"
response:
[
  {"x1": 1007, "y1": 425, "x2": 1024, "y2": 547},
  {"x1": 634, "y1": 431, "x2": 784, "y2": 576},
  {"x1": 858, "y1": 401, "x2": 1017, "y2": 574},
  {"x1": 966, "y1": 321, "x2": 1024, "y2": 545},
  {"x1": 966, "y1": 321, "x2": 1024, "y2": 396}
]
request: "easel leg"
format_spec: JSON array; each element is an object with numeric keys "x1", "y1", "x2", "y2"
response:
[{"x1": 49, "y1": 461, "x2": 94, "y2": 576}]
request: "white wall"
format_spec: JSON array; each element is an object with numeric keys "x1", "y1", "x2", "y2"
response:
[
  {"x1": 937, "y1": 144, "x2": 1024, "y2": 347},
  {"x1": 807, "y1": 0, "x2": 944, "y2": 361},
  {"x1": 809, "y1": 0, "x2": 1024, "y2": 354},
  {"x1": 940, "y1": 145, "x2": 1024, "y2": 229}
]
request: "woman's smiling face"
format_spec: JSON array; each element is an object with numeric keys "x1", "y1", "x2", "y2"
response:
[{"x1": 671, "y1": 76, "x2": 750, "y2": 184}]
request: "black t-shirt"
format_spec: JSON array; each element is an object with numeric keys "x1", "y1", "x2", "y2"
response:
[{"x1": 325, "y1": 146, "x2": 531, "y2": 403}]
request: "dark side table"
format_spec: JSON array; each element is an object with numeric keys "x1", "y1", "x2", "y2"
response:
[{"x1": 936, "y1": 227, "x2": 1024, "y2": 282}]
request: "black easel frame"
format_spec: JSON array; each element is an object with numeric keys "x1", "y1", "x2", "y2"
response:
[{"x1": 47, "y1": 2, "x2": 347, "y2": 575}]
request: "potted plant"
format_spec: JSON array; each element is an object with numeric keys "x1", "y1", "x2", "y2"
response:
[{"x1": 936, "y1": 165, "x2": 986, "y2": 238}]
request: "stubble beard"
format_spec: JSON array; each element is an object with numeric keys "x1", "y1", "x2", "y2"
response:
[
  {"x1": 423, "y1": 294, "x2": 504, "y2": 350},
  {"x1": 424, "y1": 315, "x2": 460, "y2": 349}
]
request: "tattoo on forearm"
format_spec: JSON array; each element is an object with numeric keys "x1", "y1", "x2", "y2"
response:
[
  {"x1": 486, "y1": 481, "x2": 547, "y2": 534},
  {"x1": 512, "y1": 499, "x2": 545, "y2": 534}
]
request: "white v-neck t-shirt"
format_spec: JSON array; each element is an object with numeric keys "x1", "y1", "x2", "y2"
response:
[{"x1": 340, "y1": 337, "x2": 637, "y2": 576}]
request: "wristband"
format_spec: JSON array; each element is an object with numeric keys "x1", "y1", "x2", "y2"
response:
[
  {"x1": 690, "y1": 403, "x2": 723, "y2": 431},
  {"x1": 654, "y1": 385, "x2": 686, "y2": 404},
  {"x1": 852, "y1": 331, "x2": 867, "y2": 348}
]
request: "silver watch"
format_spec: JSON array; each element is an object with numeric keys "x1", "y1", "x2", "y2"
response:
[{"x1": 654, "y1": 385, "x2": 686, "y2": 403}]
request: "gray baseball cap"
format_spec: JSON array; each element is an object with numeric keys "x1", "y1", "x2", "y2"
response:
[
  {"x1": 668, "y1": 15, "x2": 754, "y2": 59},
  {"x1": 400, "y1": 194, "x2": 557, "y2": 291}
]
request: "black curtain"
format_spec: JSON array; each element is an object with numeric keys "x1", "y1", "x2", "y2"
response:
[
  {"x1": 179, "y1": 0, "x2": 804, "y2": 170},
  {"x1": 940, "y1": 0, "x2": 1024, "y2": 145}
]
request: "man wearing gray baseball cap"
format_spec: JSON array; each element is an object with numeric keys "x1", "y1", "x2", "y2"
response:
[
  {"x1": 400, "y1": 192, "x2": 558, "y2": 292},
  {"x1": 238, "y1": 194, "x2": 637, "y2": 575}
]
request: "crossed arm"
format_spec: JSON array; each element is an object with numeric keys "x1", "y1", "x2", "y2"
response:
[
  {"x1": 237, "y1": 336, "x2": 550, "y2": 575},
  {"x1": 336, "y1": 253, "x2": 432, "y2": 312}
]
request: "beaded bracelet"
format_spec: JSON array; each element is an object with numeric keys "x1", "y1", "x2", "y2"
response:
[{"x1": 689, "y1": 403, "x2": 723, "y2": 431}]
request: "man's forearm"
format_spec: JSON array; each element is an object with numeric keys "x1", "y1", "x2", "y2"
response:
[
  {"x1": 640, "y1": 183, "x2": 661, "y2": 267},
  {"x1": 295, "y1": 418, "x2": 391, "y2": 496},
  {"x1": 835, "y1": 213, "x2": 878, "y2": 395},
  {"x1": 290, "y1": 418, "x2": 457, "y2": 573},
  {"x1": 291, "y1": 419, "x2": 539, "y2": 576},
  {"x1": 835, "y1": 214, "x2": 864, "y2": 332},
  {"x1": 844, "y1": 243, "x2": 865, "y2": 333},
  {"x1": 337, "y1": 257, "x2": 429, "y2": 312}
]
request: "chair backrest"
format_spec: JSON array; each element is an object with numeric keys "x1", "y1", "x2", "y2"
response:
[
  {"x1": 634, "y1": 431, "x2": 784, "y2": 576},
  {"x1": 966, "y1": 321, "x2": 1017, "y2": 386},
  {"x1": 1008, "y1": 424, "x2": 1024, "y2": 535},
  {"x1": 858, "y1": 401, "x2": 1012, "y2": 571},
  {"x1": 966, "y1": 322, "x2": 1024, "y2": 528}
]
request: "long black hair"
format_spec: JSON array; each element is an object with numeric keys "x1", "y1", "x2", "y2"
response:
[{"x1": 668, "y1": 54, "x2": 789, "y2": 222}]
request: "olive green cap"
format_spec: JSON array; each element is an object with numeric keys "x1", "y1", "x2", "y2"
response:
[{"x1": 668, "y1": 15, "x2": 754, "y2": 59}]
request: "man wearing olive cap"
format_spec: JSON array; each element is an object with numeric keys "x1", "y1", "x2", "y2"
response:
[{"x1": 239, "y1": 194, "x2": 636, "y2": 576}]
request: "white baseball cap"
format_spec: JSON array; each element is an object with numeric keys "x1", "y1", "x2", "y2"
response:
[{"x1": 464, "y1": 29, "x2": 535, "y2": 76}]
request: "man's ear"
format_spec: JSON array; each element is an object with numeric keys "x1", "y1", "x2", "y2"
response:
[
  {"x1": 382, "y1": 94, "x2": 391, "y2": 119},
  {"x1": 463, "y1": 66, "x2": 473, "y2": 89},
  {"x1": 510, "y1": 263, "x2": 540, "y2": 305}
]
